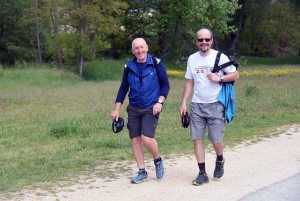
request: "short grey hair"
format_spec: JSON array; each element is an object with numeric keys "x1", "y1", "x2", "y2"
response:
[{"x1": 131, "y1": 38, "x2": 147, "y2": 49}]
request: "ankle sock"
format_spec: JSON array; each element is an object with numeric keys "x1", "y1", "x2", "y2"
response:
[
  {"x1": 217, "y1": 154, "x2": 223, "y2": 161},
  {"x1": 139, "y1": 169, "x2": 147, "y2": 174},
  {"x1": 154, "y1": 156, "x2": 161, "y2": 162},
  {"x1": 198, "y1": 162, "x2": 206, "y2": 174}
]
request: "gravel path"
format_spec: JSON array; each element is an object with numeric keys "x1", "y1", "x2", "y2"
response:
[{"x1": 2, "y1": 125, "x2": 300, "y2": 201}]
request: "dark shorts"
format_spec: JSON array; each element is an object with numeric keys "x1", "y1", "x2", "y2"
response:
[
  {"x1": 190, "y1": 101, "x2": 225, "y2": 143},
  {"x1": 126, "y1": 105, "x2": 159, "y2": 139}
]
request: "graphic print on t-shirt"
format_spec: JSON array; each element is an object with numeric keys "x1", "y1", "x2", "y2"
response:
[{"x1": 195, "y1": 66, "x2": 213, "y2": 74}]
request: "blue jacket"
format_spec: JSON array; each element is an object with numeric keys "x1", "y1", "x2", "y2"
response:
[
  {"x1": 217, "y1": 84, "x2": 235, "y2": 124},
  {"x1": 116, "y1": 54, "x2": 170, "y2": 108}
]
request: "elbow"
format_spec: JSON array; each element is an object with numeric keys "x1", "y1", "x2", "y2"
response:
[
  {"x1": 235, "y1": 74, "x2": 239, "y2": 80},
  {"x1": 234, "y1": 71, "x2": 239, "y2": 80}
]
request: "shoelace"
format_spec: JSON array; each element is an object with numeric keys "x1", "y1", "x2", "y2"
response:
[{"x1": 155, "y1": 161, "x2": 161, "y2": 170}]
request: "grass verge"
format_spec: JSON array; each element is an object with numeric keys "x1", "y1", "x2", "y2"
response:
[{"x1": 0, "y1": 64, "x2": 300, "y2": 194}]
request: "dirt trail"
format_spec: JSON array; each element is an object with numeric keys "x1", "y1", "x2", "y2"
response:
[{"x1": 2, "y1": 125, "x2": 300, "y2": 201}]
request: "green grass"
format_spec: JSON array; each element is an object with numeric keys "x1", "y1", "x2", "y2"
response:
[
  {"x1": 81, "y1": 56, "x2": 300, "y2": 81},
  {"x1": 0, "y1": 61, "x2": 300, "y2": 195},
  {"x1": 83, "y1": 59, "x2": 127, "y2": 81},
  {"x1": 82, "y1": 58, "x2": 190, "y2": 81},
  {"x1": 235, "y1": 56, "x2": 300, "y2": 67}
]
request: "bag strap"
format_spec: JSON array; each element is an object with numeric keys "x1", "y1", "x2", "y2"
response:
[
  {"x1": 212, "y1": 51, "x2": 222, "y2": 73},
  {"x1": 212, "y1": 51, "x2": 239, "y2": 86},
  {"x1": 212, "y1": 52, "x2": 236, "y2": 73},
  {"x1": 126, "y1": 57, "x2": 158, "y2": 78}
]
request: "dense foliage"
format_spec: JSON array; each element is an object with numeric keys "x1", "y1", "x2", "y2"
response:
[{"x1": 0, "y1": 0, "x2": 299, "y2": 74}]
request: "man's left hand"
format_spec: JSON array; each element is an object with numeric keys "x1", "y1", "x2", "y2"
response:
[
  {"x1": 153, "y1": 103, "x2": 162, "y2": 115},
  {"x1": 207, "y1": 73, "x2": 220, "y2": 83}
]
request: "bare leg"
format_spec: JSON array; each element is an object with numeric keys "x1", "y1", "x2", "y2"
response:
[
  {"x1": 194, "y1": 139, "x2": 205, "y2": 163},
  {"x1": 141, "y1": 135, "x2": 159, "y2": 160},
  {"x1": 212, "y1": 142, "x2": 223, "y2": 156},
  {"x1": 131, "y1": 136, "x2": 145, "y2": 169}
]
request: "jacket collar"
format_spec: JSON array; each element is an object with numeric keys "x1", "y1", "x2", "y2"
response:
[{"x1": 127, "y1": 54, "x2": 153, "y2": 67}]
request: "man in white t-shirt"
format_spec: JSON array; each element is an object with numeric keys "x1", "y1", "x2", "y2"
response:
[{"x1": 180, "y1": 28, "x2": 239, "y2": 186}]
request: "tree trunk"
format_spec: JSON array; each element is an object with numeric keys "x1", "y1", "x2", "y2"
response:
[
  {"x1": 0, "y1": 23, "x2": 3, "y2": 41},
  {"x1": 78, "y1": 0, "x2": 85, "y2": 77},
  {"x1": 89, "y1": 32, "x2": 95, "y2": 61},
  {"x1": 228, "y1": 30, "x2": 239, "y2": 57},
  {"x1": 78, "y1": 23, "x2": 84, "y2": 76},
  {"x1": 228, "y1": 0, "x2": 247, "y2": 57},
  {"x1": 159, "y1": 26, "x2": 168, "y2": 57},
  {"x1": 251, "y1": 36, "x2": 255, "y2": 56},
  {"x1": 51, "y1": 0, "x2": 64, "y2": 70},
  {"x1": 78, "y1": 53, "x2": 83, "y2": 76},
  {"x1": 33, "y1": 0, "x2": 42, "y2": 64}
]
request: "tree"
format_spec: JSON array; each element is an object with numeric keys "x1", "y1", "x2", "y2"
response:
[
  {"x1": 0, "y1": 0, "x2": 36, "y2": 66},
  {"x1": 239, "y1": 0, "x2": 272, "y2": 56},
  {"x1": 33, "y1": 0, "x2": 42, "y2": 63},
  {"x1": 119, "y1": 0, "x2": 240, "y2": 59},
  {"x1": 164, "y1": 0, "x2": 240, "y2": 58},
  {"x1": 261, "y1": 0, "x2": 300, "y2": 57},
  {"x1": 227, "y1": 0, "x2": 247, "y2": 56},
  {"x1": 56, "y1": 0, "x2": 127, "y2": 76},
  {"x1": 50, "y1": 0, "x2": 64, "y2": 70},
  {"x1": 238, "y1": 0, "x2": 300, "y2": 57}
]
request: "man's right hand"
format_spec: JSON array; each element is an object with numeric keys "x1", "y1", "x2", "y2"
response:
[
  {"x1": 180, "y1": 103, "x2": 187, "y2": 117},
  {"x1": 110, "y1": 110, "x2": 119, "y2": 121}
]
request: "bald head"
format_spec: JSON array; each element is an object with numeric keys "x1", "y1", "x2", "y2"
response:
[
  {"x1": 132, "y1": 38, "x2": 147, "y2": 49},
  {"x1": 196, "y1": 28, "x2": 213, "y2": 39},
  {"x1": 131, "y1": 38, "x2": 149, "y2": 63},
  {"x1": 195, "y1": 28, "x2": 214, "y2": 55}
]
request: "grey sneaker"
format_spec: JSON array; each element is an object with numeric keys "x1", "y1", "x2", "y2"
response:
[
  {"x1": 214, "y1": 157, "x2": 225, "y2": 179},
  {"x1": 154, "y1": 156, "x2": 165, "y2": 179},
  {"x1": 192, "y1": 172, "x2": 209, "y2": 186},
  {"x1": 131, "y1": 170, "x2": 148, "y2": 184}
]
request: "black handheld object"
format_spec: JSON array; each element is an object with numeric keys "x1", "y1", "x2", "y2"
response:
[
  {"x1": 181, "y1": 112, "x2": 189, "y2": 128},
  {"x1": 112, "y1": 117, "x2": 125, "y2": 133}
]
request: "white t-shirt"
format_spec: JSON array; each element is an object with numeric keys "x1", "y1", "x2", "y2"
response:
[{"x1": 185, "y1": 49, "x2": 236, "y2": 103}]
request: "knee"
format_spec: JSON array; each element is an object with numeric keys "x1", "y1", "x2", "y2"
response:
[
  {"x1": 194, "y1": 139, "x2": 204, "y2": 146},
  {"x1": 141, "y1": 135, "x2": 155, "y2": 145},
  {"x1": 131, "y1": 136, "x2": 142, "y2": 145}
]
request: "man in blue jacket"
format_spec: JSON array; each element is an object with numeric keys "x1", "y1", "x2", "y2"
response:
[{"x1": 111, "y1": 38, "x2": 170, "y2": 184}]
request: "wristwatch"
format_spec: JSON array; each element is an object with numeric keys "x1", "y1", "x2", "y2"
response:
[
  {"x1": 157, "y1": 100, "x2": 164, "y2": 105},
  {"x1": 220, "y1": 76, "x2": 224, "y2": 82}
]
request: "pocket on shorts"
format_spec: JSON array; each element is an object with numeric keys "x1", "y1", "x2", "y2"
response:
[{"x1": 216, "y1": 101, "x2": 225, "y2": 119}]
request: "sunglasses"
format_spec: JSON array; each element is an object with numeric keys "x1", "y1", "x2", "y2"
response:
[{"x1": 197, "y1": 38, "x2": 211, "y2": 42}]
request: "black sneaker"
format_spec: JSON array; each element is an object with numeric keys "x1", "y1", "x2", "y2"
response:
[
  {"x1": 214, "y1": 157, "x2": 225, "y2": 179},
  {"x1": 192, "y1": 172, "x2": 209, "y2": 186}
]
